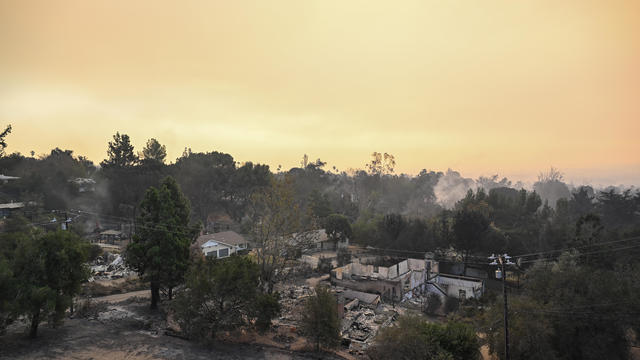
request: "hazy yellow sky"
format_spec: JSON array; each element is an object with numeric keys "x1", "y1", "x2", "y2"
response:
[{"x1": 1, "y1": 0, "x2": 639, "y2": 184}]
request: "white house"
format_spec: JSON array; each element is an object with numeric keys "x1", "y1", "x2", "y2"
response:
[
  {"x1": 194, "y1": 231, "x2": 249, "y2": 259},
  {"x1": 0, "y1": 202, "x2": 25, "y2": 218},
  {"x1": 201, "y1": 240, "x2": 234, "y2": 258}
]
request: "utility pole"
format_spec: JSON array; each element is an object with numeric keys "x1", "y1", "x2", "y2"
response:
[
  {"x1": 64, "y1": 211, "x2": 70, "y2": 231},
  {"x1": 489, "y1": 253, "x2": 514, "y2": 360}
]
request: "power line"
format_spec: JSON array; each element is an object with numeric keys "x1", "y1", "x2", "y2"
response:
[
  {"x1": 518, "y1": 300, "x2": 636, "y2": 312},
  {"x1": 515, "y1": 309, "x2": 640, "y2": 320},
  {"x1": 514, "y1": 236, "x2": 640, "y2": 258},
  {"x1": 519, "y1": 243, "x2": 640, "y2": 264}
]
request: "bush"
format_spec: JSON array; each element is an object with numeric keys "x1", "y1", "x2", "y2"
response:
[
  {"x1": 368, "y1": 316, "x2": 478, "y2": 360},
  {"x1": 317, "y1": 257, "x2": 333, "y2": 274},
  {"x1": 302, "y1": 285, "x2": 340, "y2": 351},
  {"x1": 254, "y1": 292, "x2": 281, "y2": 332},
  {"x1": 444, "y1": 297, "x2": 459, "y2": 314},
  {"x1": 173, "y1": 256, "x2": 279, "y2": 342},
  {"x1": 87, "y1": 244, "x2": 103, "y2": 262},
  {"x1": 424, "y1": 293, "x2": 442, "y2": 315}
]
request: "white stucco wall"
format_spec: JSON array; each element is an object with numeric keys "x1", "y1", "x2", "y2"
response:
[
  {"x1": 202, "y1": 243, "x2": 235, "y2": 258},
  {"x1": 436, "y1": 275, "x2": 483, "y2": 299}
]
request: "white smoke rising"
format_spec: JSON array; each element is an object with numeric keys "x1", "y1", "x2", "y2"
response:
[
  {"x1": 433, "y1": 169, "x2": 476, "y2": 209},
  {"x1": 433, "y1": 171, "x2": 531, "y2": 209}
]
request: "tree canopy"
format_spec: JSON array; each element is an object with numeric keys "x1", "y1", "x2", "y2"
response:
[
  {"x1": 301, "y1": 285, "x2": 340, "y2": 352},
  {"x1": 368, "y1": 316, "x2": 478, "y2": 360},
  {"x1": 11, "y1": 230, "x2": 89, "y2": 338},
  {"x1": 126, "y1": 176, "x2": 196, "y2": 309},
  {"x1": 0, "y1": 124, "x2": 12, "y2": 157},
  {"x1": 140, "y1": 138, "x2": 167, "y2": 164},
  {"x1": 173, "y1": 255, "x2": 279, "y2": 341},
  {"x1": 101, "y1": 132, "x2": 138, "y2": 168}
]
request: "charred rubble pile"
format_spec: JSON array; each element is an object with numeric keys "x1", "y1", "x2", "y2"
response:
[
  {"x1": 277, "y1": 284, "x2": 314, "y2": 325},
  {"x1": 275, "y1": 283, "x2": 400, "y2": 353},
  {"x1": 337, "y1": 289, "x2": 398, "y2": 352},
  {"x1": 89, "y1": 252, "x2": 132, "y2": 281}
]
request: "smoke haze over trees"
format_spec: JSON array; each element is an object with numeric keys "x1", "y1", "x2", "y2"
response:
[{"x1": 0, "y1": 130, "x2": 637, "y2": 253}]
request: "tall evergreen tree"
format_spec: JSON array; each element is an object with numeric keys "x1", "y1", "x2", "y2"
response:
[
  {"x1": 101, "y1": 132, "x2": 138, "y2": 168},
  {"x1": 0, "y1": 124, "x2": 12, "y2": 157},
  {"x1": 140, "y1": 138, "x2": 167, "y2": 164},
  {"x1": 126, "y1": 176, "x2": 196, "y2": 309}
]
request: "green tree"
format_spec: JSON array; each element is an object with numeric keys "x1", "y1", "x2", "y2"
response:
[
  {"x1": 226, "y1": 161, "x2": 271, "y2": 222},
  {"x1": 452, "y1": 208, "x2": 489, "y2": 273},
  {"x1": 0, "y1": 256, "x2": 15, "y2": 334},
  {"x1": 101, "y1": 132, "x2": 138, "y2": 168},
  {"x1": 170, "y1": 151, "x2": 235, "y2": 223},
  {"x1": 308, "y1": 189, "x2": 332, "y2": 222},
  {"x1": 249, "y1": 177, "x2": 301, "y2": 294},
  {"x1": 140, "y1": 138, "x2": 167, "y2": 164},
  {"x1": 254, "y1": 292, "x2": 281, "y2": 333},
  {"x1": 301, "y1": 285, "x2": 340, "y2": 352},
  {"x1": 0, "y1": 217, "x2": 31, "y2": 334},
  {"x1": 483, "y1": 295, "x2": 555, "y2": 360},
  {"x1": 324, "y1": 213, "x2": 352, "y2": 244},
  {"x1": 126, "y1": 176, "x2": 195, "y2": 309},
  {"x1": 483, "y1": 252, "x2": 640, "y2": 360},
  {"x1": 366, "y1": 152, "x2": 395, "y2": 175},
  {"x1": 12, "y1": 230, "x2": 89, "y2": 338},
  {"x1": 173, "y1": 256, "x2": 279, "y2": 341},
  {"x1": 0, "y1": 124, "x2": 12, "y2": 157},
  {"x1": 368, "y1": 316, "x2": 478, "y2": 360},
  {"x1": 424, "y1": 292, "x2": 442, "y2": 315}
]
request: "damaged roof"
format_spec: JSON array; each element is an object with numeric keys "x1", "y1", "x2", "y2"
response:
[
  {"x1": 340, "y1": 289, "x2": 381, "y2": 305},
  {"x1": 293, "y1": 229, "x2": 328, "y2": 243}
]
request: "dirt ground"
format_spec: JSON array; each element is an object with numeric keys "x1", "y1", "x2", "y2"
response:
[{"x1": 0, "y1": 296, "x2": 342, "y2": 360}]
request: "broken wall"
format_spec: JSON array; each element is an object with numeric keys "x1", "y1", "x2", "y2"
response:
[
  {"x1": 436, "y1": 275, "x2": 484, "y2": 299},
  {"x1": 407, "y1": 258, "x2": 426, "y2": 271},
  {"x1": 332, "y1": 277, "x2": 403, "y2": 302}
]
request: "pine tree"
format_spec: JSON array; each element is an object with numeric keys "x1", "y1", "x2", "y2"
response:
[{"x1": 126, "y1": 176, "x2": 196, "y2": 309}]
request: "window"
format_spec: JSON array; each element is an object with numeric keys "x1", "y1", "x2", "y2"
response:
[
  {"x1": 459, "y1": 289, "x2": 466, "y2": 300},
  {"x1": 218, "y1": 248, "x2": 229, "y2": 258},
  {"x1": 207, "y1": 250, "x2": 218, "y2": 258},
  {"x1": 374, "y1": 266, "x2": 379, "y2": 273}
]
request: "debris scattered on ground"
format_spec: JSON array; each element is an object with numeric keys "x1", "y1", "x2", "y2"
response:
[
  {"x1": 275, "y1": 282, "x2": 400, "y2": 352},
  {"x1": 341, "y1": 303, "x2": 397, "y2": 348},
  {"x1": 89, "y1": 253, "x2": 133, "y2": 281},
  {"x1": 276, "y1": 284, "x2": 313, "y2": 324}
]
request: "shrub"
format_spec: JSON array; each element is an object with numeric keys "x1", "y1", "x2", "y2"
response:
[
  {"x1": 424, "y1": 292, "x2": 442, "y2": 315},
  {"x1": 317, "y1": 257, "x2": 333, "y2": 274},
  {"x1": 368, "y1": 316, "x2": 478, "y2": 360},
  {"x1": 254, "y1": 292, "x2": 281, "y2": 332},
  {"x1": 302, "y1": 285, "x2": 340, "y2": 351},
  {"x1": 444, "y1": 296, "x2": 459, "y2": 314}
]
